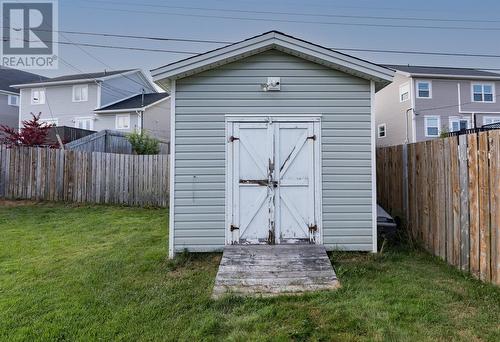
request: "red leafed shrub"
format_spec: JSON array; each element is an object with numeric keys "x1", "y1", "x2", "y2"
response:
[{"x1": 0, "y1": 112, "x2": 56, "y2": 147}]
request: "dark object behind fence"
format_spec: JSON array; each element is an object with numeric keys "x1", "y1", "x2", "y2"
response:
[
  {"x1": 442, "y1": 123, "x2": 500, "y2": 137},
  {"x1": 47, "y1": 126, "x2": 96, "y2": 145}
]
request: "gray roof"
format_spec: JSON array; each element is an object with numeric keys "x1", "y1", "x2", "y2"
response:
[
  {"x1": 0, "y1": 67, "x2": 47, "y2": 93},
  {"x1": 385, "y1": 65, "x2": 500, "y2": 78},
  {"x1": 95, "y1": 93, "x2": 169, "y2": 111}
]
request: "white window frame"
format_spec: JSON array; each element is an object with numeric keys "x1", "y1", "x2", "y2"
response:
[
  {"x1": 471, "y1": 83, "x2": 495, "y2": 103},
  {"x1": 483, "y1": 116, "x2": 500, "y2": 126},
  {"x1": 399, "y1": 82, "x2": 410, "y2": 103},
  {"x1": 416, "y1": 80, "x2": 432, "y2": 99},
  {"x1": 377, "y1": 123, "x2": 386, "y2": 138},
  {"x1": 72, "y1": 84, "x2": 89, "y2": 102},
  {"x1": 39, "y1": 118, "x2": 58, "y2": 126},
  {"x1": 31, "y1": 88, "x2": 46, "y2": 105},
  {"x1": 74, "y1": 117, "x2": 94, "y2": 130},
  {"x1": 115, "y1": 114, "x2": 130, "y2": 130},
  {"x1": 7, "y1": 94, "x2": 19, "y2": 106},
  {"x1": 448, "y1": 116, "x2": 471, "y2": 132},
  {"x1": 424, "y1": 115, "x2": 441, "y2": 137}
]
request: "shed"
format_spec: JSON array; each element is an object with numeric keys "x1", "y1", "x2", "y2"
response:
[{"x1": 152, "y1": 31, "x2": 394, "y2": 257}]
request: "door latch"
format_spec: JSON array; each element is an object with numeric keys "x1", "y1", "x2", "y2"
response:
[
  {"x1": 308, "y1": 224, "x2": 318, "y2": 232},
  {"x1": 230, "y1": 225, "x2": 239, "y2": 232},
  {"x1": 229, "y1": 136, "x2": 239, "y2": 142}
]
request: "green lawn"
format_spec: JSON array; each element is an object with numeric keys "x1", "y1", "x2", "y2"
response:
[{"x1": 0, "y1": 203, "x2": 499, "y2": 341}]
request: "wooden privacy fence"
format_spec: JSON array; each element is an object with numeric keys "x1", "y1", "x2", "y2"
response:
[
  {"x1": 377, "y1": 131, "x2": 500, "y2": 285},
  {"x1": 0, "y1": 145, "x2": 169, "y2": 207}
]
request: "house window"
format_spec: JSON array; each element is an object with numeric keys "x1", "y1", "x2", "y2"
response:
[
  {"x1": 75, "y1": 117, "x2": 93, "y2": 130},
  {"x1": 72, "y1": 84, "x2": 88, "y2": 102},
  {"x1": 416, "y1": 81, "x2": 432, "y2": 98},
  {"x1": 425, "y1": 116, "x2": 441, "y2": 137},
  {"x1": 483, "y1": 116, "x2": 500, "y2": 126},
  {"x1": 399, "y1": 83, "x2": 410, "y2": 102},
  {"x1": 115, "y1": 114, "x2": 130, "y2": 130},
  {"x1": 31, "y1": 88, "x2": 46, "y2": 104},
  {"x1": 449, "y1": 117, "x2": 470, "y2": 132},
  {"x1": 377, "y1": 123, "x2": 386, "y2": 138},
  {"x1": 40, "y1": 118, "x2": 58, "y2": 126},
  {"x1": 472, "y1": 83, "x2": 494, "y2": 102},
  {"x1": 8, "y1": 95, "x2": 19, "y2": 106}
]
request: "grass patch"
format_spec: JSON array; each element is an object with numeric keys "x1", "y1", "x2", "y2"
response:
[{"x1": 0, "y1": 203, "x2": 499, "y2": 341}]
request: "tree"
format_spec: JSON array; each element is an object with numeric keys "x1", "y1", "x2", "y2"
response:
[
  {"x1": 0, "y1": 112, "x2": 55, "y2": 147},
  {"x1": 126, "y1": 130, "x2": 160, "y2": 155}
]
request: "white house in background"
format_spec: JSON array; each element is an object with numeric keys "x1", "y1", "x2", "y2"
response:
[
  {"x1": 11, "y1": 69, "x2": 169, "y2": 138},
  {"x1": 94, "y1": 92, "x2": 170, "y2": 141},
  {"x1": 375, "y1": 65, "x2": 500, "y2": 146},
  {"x1": 152, "y1": 30, "x2": 394, "y2": 258},
  {"x1": 0, "y1": 68, "x2": 47, "y2": 131}
]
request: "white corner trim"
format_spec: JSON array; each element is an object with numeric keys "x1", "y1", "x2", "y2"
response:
[
  {"x1": 410, "y1": 77, "x2": 416, "y2": 143},
  {"x1": 168, "y1": 80, "x2": 176, "y2": 259},
  {"x1": 370, "y1": 81, "x2": 377, "y2": 253}
]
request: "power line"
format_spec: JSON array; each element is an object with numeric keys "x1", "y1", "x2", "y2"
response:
[
  {"x1": 82, "y1": 0, "x2": 500, "y2": 24},
  {"x1": 67, "y1": 5, "x2": 500, "y2": 32},
  {"x1": 6, "y1": 36, "x2": 500, "y2": 62}
]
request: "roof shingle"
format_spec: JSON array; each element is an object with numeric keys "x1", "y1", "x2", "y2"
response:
[
  {"x1": 385, "y1": 65, "x2": 500, "y2": 78},
  {"x1": 0, "y1": 67, "x2": 47, "y2": 93}
]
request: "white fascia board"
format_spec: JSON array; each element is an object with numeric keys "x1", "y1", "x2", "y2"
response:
[
  {"x1": 0, "y1": 89, "x2": 19, "y2": 96},
  {"x1": 11, "y1": 78, "x2": 98, "y2": 88},
  {"x1": 152, "y1": 32, "x2": 394, "y2": 84}
]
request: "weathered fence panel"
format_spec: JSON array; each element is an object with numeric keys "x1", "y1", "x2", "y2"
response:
[
  {"x1": 0, "y1": 145, "x2": 169, "y2": 207},
  {"x1": 377, "y1": 131, "x2": 500, "y2": 286}
]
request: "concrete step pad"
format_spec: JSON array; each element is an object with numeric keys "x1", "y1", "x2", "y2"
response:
[{"x1": 213, "y1": 245, "x2": 340, "y2": 298}]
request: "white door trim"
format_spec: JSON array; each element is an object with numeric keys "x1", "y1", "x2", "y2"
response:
[{"x1": 225, "y1": 115, "x2": 322, "y2": 245}]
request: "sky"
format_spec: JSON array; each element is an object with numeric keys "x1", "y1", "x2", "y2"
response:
[{"x1": 34, "y1": 0, "x2": 500, "y2": 77}]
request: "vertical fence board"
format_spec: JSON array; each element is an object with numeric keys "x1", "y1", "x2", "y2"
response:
[
  {"x1": 468, "y1": 134, "x2": 480, "y2": 278},
  {"x1": 478, "y1": 132, "x2": 491, "y2": 282},
  {"x1": 489, "y1": 131, "x2": 500, "y2": 285}
]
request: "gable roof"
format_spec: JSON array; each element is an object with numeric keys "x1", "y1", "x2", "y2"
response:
[
  {"x1": 385, "y1": 65, "x2": 500, "y2": 79},
  {"x1": 152, "y1": 31, "x2": 394, "y2": 90},
  {"x1": 0, "y1": 67, "x2": 47, "y2": 94},
  {"x1": 94, "y1": 93, "x2": 169, "y2": 113},
  {"x1": 11, "y1": 69, "x2": 140, "y2": 88}
]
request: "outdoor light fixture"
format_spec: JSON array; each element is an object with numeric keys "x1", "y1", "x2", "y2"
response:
[{"x1": 261, "y1": 77, "x2": 281, "y2": 91}]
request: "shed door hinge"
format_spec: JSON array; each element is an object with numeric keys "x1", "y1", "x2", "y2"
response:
[
  {"x1": 307, "y1": 135, "x2": 316, "y2": 141},
  {"x1": 229, "y1": 136, "x2": 239, "y2": 142},
  {"x1": 230, "y1": 224, "x2": 239, "y2": 231}
]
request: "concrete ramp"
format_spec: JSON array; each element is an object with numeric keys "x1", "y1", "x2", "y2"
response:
[{"x1": 213, "y1": 245, "x2": 340, "y2": 298}]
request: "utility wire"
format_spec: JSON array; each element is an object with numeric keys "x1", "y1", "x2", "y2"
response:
[
  {"x1": 67, "y1": 5, "x2": 500, "y2": 32},
  {"x1": 82, "y1": 0, "x2": 500, "y2": 24},
  {"x1": 5, "y1": 36, "x2": 500, "y2": 62}
]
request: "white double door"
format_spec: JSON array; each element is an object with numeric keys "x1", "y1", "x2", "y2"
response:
[{"x1": 227, "y1": 118, "x2": 321, "y2": 245}]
